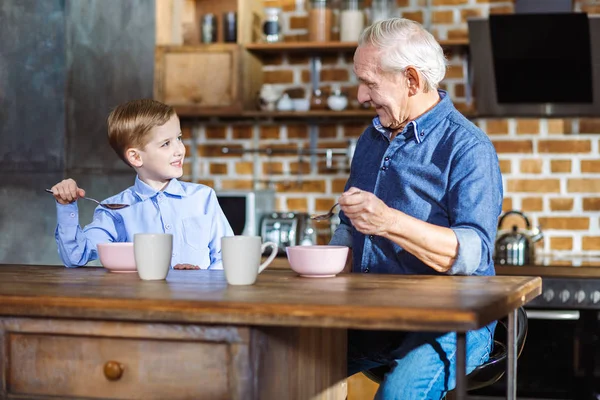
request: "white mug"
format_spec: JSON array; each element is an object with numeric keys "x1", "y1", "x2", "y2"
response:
[
  {"x1": 134, "y1": 233, "x2": 173, "y2": 280},
  {"x1": 221, "y1": 236, "x2": 278, "y2": 285}
]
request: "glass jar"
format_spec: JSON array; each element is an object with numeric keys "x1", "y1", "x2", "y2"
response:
[
  {"x1": 262, "y1": 7, "x2": 283, "y2": 43},
  {"x1": 370, "y1": 0, "x2": 395, "y2": 24},
  {"x1": 340, "y1": 0, "x2": 364, "y2": 42},
  {"x1": 308, "y1": 0, "x2": 333, "y2": 42},
  {"x1": 201, "y1": 13, "x2": 217, "y2": 43}
]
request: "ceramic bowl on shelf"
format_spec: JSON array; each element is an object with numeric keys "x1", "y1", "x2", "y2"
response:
[
  {"x1": 97, "y1": 242, "x2": 136, "y2": 273},
  {"x1": 285, "y1": 245, "x2": 349, "y2": 278}
]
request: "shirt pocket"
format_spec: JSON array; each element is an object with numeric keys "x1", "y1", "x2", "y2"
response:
[{"x1": 181, "y1": 216, "x2": 211, "y2": 251}]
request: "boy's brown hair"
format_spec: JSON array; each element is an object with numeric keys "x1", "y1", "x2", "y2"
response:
[{"x1": 107, "y1": 99, "x2": 176, "y2": 166}]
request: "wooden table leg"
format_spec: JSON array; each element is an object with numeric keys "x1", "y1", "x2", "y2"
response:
[
  {"x1": 252, "y1": 327, "x2": 347, "y2": 400},
  {"x1": 507, "y1": 309, "x2": 518, "y2": 400},
  {"x1": 455, "y1": 332, "x2": 466, "y2": 400}
]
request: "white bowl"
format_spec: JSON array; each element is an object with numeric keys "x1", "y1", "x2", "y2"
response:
[{"x1": 285, "y1": 245, "x2": 349, "y2": 278}]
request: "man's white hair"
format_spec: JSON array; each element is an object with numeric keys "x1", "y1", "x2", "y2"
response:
[{"x1": 358, "y1": 18, "x2": 447, "y2": 92}]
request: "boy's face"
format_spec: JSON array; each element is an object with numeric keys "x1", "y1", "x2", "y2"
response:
[{"x1": 128, "y1": 114, "x2": 185, "y2": 190}]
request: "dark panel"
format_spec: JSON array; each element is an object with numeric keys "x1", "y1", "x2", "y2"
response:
[
  {"x1": 0, "y1": 173, "x2": 65, "y2": 265},
  {"x1": 0, "y1": 0, "x2": 66, "y2": 173},
  {"x1": 65, "y1": 0, "x2": 155, "y2": 172}
]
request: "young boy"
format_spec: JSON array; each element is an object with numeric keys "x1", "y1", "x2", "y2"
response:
[{"x1": 49, "y1": 99, "x2": 233, "y2": 269}]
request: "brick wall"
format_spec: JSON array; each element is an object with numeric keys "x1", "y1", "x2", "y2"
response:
[{"x1": 181, "y1": 0, "x2": 600, "y2": 257}]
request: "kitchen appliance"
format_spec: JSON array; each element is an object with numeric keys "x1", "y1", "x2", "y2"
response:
[
  {"x1": 471, "y1": 263, "x2": 600, "y2": 399},
  {"x1": 260, "y1": 212, "x2": 317, "y2": 255},
  {"x1": 467, "y1": 13, "x2": 600, "y2": 117},
  {"x1": 216, "y1": 190, "x2": 275, "y2": 236},
  {"x1": 494, "y1": 210, "x2": 543, "y2": 266}
]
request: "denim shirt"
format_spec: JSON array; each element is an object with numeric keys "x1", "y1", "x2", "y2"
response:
[
  {"x1": 54, "y1": 177, "x2": 233, "y2": 269},
  {"x1": 331, "y1": 90, "x2": 503, "y2": 276}
]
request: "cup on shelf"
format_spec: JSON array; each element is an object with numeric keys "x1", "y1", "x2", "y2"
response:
[{"x1": 293, "y1": 98, "x2": 310, "y2": 112}]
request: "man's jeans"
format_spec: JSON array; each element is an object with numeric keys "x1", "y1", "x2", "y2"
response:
[{"x1": 348, "y1": 322, "x2": 496, "y2": 400}]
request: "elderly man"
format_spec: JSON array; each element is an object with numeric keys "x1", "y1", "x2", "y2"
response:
[{"x1": 330, "y1": 18, "x2": 503, "y2": 399}]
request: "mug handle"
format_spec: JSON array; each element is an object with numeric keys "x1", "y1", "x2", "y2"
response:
[{"x1": 258, "y1": 241, "x2": 278, "y2": 273}]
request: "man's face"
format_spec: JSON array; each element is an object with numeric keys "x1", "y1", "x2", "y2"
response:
[
  {"x1": 136, "y1": 114, "x2": 186, "y2": 189},
  {"x1": 353, "y1": 45, "x2": 410, "y2": 132}
]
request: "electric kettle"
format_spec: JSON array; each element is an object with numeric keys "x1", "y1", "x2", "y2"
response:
[{"x1": 494, "y1": 210, "x2": 544, "y2": 266}]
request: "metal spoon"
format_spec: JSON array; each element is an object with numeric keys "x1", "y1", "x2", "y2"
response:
[
  {"x1": 45, "y1": 189, "x2": 130, "y2": 210},
  {"x1": 310, "y1": 203, "x2": 339, "y2": 221}
]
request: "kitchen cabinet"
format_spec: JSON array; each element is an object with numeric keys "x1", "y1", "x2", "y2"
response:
[{"x1": 155, "y1": 1, "x2": 469, "y2": 119}]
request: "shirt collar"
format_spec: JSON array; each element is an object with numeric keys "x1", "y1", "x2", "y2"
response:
[
  {"x1": 371, "y1": 89, "x2": 453, "y2": 144},
  {"x1": 133, "y1": 176, "x2": 186, "y2": 200}
]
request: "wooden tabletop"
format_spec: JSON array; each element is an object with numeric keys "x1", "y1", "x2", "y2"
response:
[{"x1": 0, "y1": 265, "x2": 541, "y2": 332}]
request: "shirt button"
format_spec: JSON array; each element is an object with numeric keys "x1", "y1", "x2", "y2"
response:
[
  {"x1": 69, "y1": 213, "x2": 76, "y2": 218},
  {"x1": 381, "y1": 166, "x2": 387, "y2": 171},
  {"x1": 369, "y1": 235, "x2": 374, "y2": 240},
  {"x1": 364, "y1": 267, "x2": 370, "y2": 273},
  {"x1": 420, "y1": 131, "x2": 425, "y2": 136},
  {"x1": 165, "y1": 224, "x2": 172, "y2": 230},
  {"x1": 172, "y1": 252, "x2": 176, "y2": 256},
  {"x1": 384, "y1": 157, "x2": 390, "y2": 161}
]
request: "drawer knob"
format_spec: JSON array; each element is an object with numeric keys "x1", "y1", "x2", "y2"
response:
[{"x1": 103, "y1": 361, "x2": 124, "y2": 381}]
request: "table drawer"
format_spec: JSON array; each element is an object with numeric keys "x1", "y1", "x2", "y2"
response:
[{"x1": 7, "y1": 333, "x2": 233, "y2": 399}]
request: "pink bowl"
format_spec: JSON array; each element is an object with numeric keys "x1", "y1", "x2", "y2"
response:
[
  {"x1": 285, "y1": 245, "x2": 349, "y2": 278},
  {"x1": 97, "y1": 242, "x2": 136, "y2": 273}
]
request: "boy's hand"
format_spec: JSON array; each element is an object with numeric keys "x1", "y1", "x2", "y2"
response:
[
  {"x1": 173, "y1": 263, "x2": 200, "y2": 270},
  {"x1": 50, "y1": 179, "x2": 86, "y2": 205}
]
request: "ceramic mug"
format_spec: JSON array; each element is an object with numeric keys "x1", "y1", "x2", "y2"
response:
[
  {"x1": 134, "y1": 233, "x2": 173, "y2": 280},
  {"x1": 221, "y1": 236, "x2": 278, "y2": 285}
]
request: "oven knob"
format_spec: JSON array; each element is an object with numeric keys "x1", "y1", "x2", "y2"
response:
[
  {"x1": 575, "y1": 290, "x2": 586, "y2": 304},
  {"x1": 543, "y1": 289, "x2": 555, "y2": 302},
  {"x1": 592, "y1": 291, "x2": 600, "y2": 304},
  {"x1": 559, "y1": 290, "x2": 570, "y2": 303}
]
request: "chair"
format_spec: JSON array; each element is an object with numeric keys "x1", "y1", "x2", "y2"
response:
[{"x1": 362, "y1": 307, "x2": 528, "y2": 394}]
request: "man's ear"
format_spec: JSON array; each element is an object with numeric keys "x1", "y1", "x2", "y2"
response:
[
  {"x1": 405, "y1": 66, "x2": 421, "y2": 96},
  {"x1": 125, "y1": 148, "x2": 143, "y2": 168}
]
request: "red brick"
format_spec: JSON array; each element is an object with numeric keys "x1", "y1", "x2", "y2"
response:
[
  {"x1": 521, "y1": 197, "x2": 543, "y2": 212},
  {"x1": 516, "y1": 119, "x2": 540, "y2": 134},
  {"x1": 581, "y1": 160, "x2": 600, "y2": 173},
  {"x1": 538, "y1": 217, "x2": 589, "y2": 230},
  {"x1": 550, "y1": 198, "x2": 574, "y2": 211},
  {"x1": 209, "y1": 163, "x2": 228, "y2": 175},
  {"x1": 263, "y1": 70, "x2": 294, "y2": 84},
  {"x1": 492, "y1": 140, "x2": 533, "y2": 154},
  {"x1": 550, "y1": 160, "x2": 572, "y2": 173},
  {"x1": 538, "y1": 140, "x2": 591, "y2": 154},
  {"x1": 485, "y1": 119, "x2": 509, "y2": 135},
  {"x1": 519, "y1": 159, "x2": 543, "y2": 174},
  {"x1": 583, "y1": 198, "x2": 600, "y2": 211},
  {"x1": 550, "y1": 237, "x2": 573, "y2": 251},
  {"x1": 567, "y1": 179, "x2": 600, "y2": 193},
  {"x1": 582, "y1": 237, "x2": 600, "y2": 251},
  {"x1": 506, "y1": 179, "x2": 560, "y2": 193}
]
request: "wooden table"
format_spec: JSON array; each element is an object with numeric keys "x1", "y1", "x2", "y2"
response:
[{"x1": 0, "y1": 265, "x2": 541, "y2": 400}]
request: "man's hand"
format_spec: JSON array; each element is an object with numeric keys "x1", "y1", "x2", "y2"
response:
[
  {"x1": 338, "y1": 187, "x2": 393, "y2": 237},
  {"x1": 173, "y1": 263, "x2": 200, "y2": 270},
  {"x1": 50, "y1": 178, "x2": 85, "y2": 205}
]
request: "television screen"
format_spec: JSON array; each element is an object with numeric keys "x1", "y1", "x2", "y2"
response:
[{"x1": 489, "y1": 13, "x2": 592, "y2": 104}]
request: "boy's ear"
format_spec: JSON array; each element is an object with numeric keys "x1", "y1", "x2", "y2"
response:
[{"x1": 125, "y1": 148, "x2": 143, "y2": 168}]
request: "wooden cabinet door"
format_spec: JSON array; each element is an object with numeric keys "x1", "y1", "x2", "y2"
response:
[{"x1": 154, "y1": 45, "x2": 242, "y2": 114}]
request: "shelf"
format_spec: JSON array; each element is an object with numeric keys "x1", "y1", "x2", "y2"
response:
[
  {"x1": 245, "y1": 39, "x2": 469, "y2": 54},
  {"x1": 175, "y1": 108, "x2": 478, "y2": 120},
  {"x1": 175, "y1": 108, "x2": 378, "y2": 120}
]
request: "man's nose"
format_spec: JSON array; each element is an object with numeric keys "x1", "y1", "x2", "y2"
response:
[{"x1": 357, "y1": 84, "x2": 370, "y2": 104}]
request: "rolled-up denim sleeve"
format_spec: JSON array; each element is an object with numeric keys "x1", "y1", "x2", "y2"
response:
[{"x1": 447, "y1": 227, "x2": 482, "y2": 275}]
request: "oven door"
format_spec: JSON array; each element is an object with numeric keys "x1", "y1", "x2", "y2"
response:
[{"x1": 469, "y1": 309, "x2": 600, "y2": 400}]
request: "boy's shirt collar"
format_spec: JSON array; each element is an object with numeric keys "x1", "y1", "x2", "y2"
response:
[{"x1": 133, "y1": 176, "x2": 187, "y2": 200}]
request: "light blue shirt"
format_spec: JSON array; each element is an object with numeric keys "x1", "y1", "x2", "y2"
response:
[
  {"x1": 54, "y1": 177, "x2": 233, "y2": 269},
  {"x1": 331, "y1": 90, "x2": 503, "y2": 276}
]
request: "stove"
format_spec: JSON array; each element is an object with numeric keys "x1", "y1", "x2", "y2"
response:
[
  {"x1": 496, "y1": 265, "x2": 600, "y2": 310},
  {"x1": 473, "y1": 261, "x2": 600, "y2": 399}
]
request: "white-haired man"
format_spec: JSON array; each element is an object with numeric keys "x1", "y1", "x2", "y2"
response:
[{"x1": 330, "y1": 18, "x2": 503, "y2": 399}]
